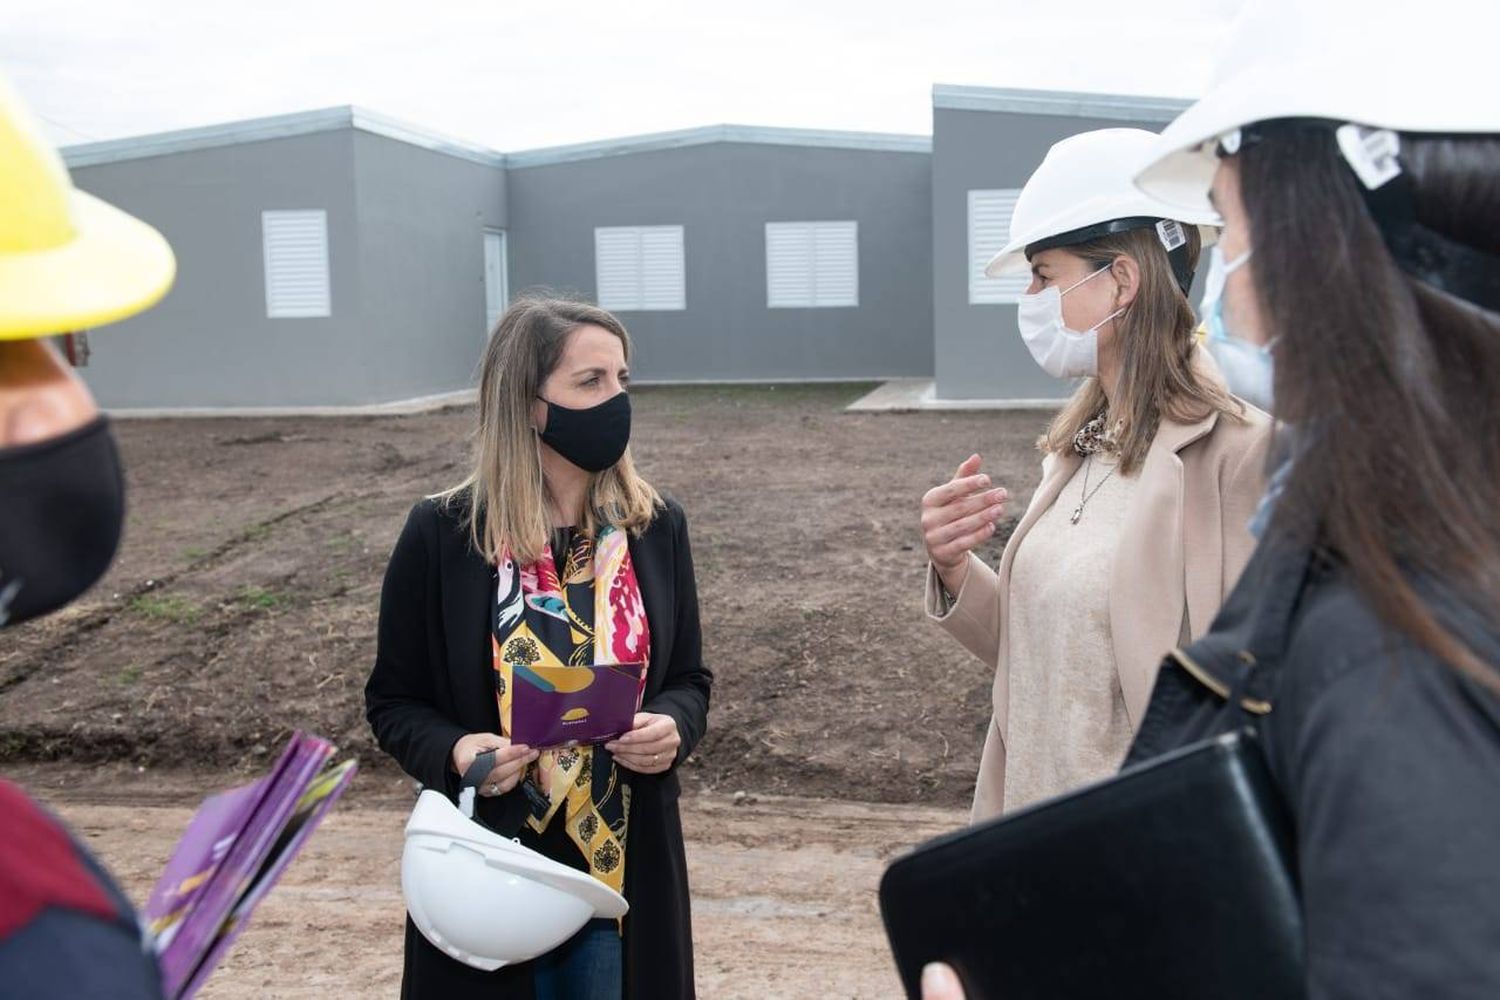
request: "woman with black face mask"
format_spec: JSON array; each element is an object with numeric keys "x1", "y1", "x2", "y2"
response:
[{"x1": 366, "y1": 296, "x2": 711, "y2": 1000}]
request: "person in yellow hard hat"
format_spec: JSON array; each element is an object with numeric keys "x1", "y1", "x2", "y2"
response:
[{"x1": 0, "y1": 72, "x2": 175, "y2": 997}]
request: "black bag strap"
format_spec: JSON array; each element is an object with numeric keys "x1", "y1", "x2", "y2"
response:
[{"x1": 460, "y1": 749, "x2": 497, "y2": 791}]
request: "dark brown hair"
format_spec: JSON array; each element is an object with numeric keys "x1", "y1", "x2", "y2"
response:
[
  {"x1": 1039, "y1": 225, "x2": 1243, "y2": 475},
  {"x1": 1236, "y1": 124, "x2": 1500, "y2": 690}
]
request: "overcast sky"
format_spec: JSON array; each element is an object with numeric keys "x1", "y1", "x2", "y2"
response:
[{"x1": 3, "y1": 0, "x2": 1242, "y2": 153}]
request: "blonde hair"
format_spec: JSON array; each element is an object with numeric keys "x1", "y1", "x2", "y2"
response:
[
  {"x1": 1038, "y1": 226, "x2": 1242, "y2": 475},
  {"x1": 437, "y1": 296, "x2": 662, "y2": 565}
]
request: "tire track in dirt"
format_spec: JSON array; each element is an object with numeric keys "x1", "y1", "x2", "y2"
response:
[{"x1": 0, "y1": 491, "x2": 356, "y2": 697}]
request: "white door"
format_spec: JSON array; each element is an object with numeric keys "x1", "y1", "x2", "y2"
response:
[{"x1": 483, "y1": 229, "x2": 509, "y2": 336}]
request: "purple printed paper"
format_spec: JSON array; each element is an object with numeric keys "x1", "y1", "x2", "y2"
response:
[
  {"x1": 139, "y1": 731, "x2": 359, "y2": 997},
  {"x1": 143, "y1": 780, "x2": 265, "y2": 948},
  {"x1": 510, "y1": 661, "x2": 646, "y2": 750},
  {"x1": 177, "y1": 758, "x2": 359, "y2": 999}
]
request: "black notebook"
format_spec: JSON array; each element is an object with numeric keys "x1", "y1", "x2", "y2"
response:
[{"x1": 880, "y1": 730, "x2": 1305, "y2": 999}]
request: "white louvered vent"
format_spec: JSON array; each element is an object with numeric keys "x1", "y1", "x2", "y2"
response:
[
  {"x1": 968, "y1": 190, "x2": 1029, "y2": 305},
  {"x1": 766, "y1": 221, "x2": 859, "y2": 308},
  {"x1": 262, "y1": 210, "x2": 331, "y2": 318},
  {"x1": 595, "y1": 225, "x2": 686, "y2": 312}
]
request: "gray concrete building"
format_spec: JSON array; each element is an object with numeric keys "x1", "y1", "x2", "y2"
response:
[
  {"x1": 66, "y1": 109, "x2": 509, "y2": 410},
  {"x1": 63, "y1": 113, "x2": 931, "y2": 410},
  {"x1": 60, "y1": 85, "x2": 1195, "y2": 411},
  {"x1": 506, "y1": 127, "x2": 932, "y2": 385}
]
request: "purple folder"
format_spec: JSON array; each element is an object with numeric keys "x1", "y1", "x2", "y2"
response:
[
  {"x1": 509, "y1": 661, "x2": 646, "y2": 750},
  {"x1": 143, "y1": 732, "x2": 357, "y2": 999}
]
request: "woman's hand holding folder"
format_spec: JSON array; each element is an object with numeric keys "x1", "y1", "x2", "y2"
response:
[{"x1": 605, "y1": 712, "x2": 681, "y2": 774}]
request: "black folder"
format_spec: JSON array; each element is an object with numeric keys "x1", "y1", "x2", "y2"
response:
[{"x1": 880, "y1": 730, "x2": 1305, "y2": 999}]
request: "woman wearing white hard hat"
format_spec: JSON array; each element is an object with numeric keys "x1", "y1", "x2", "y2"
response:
[
  {"x1": 1120, "y1": 0, "x2": 1500, "y2": 995},
  {"x1": 366, "y1": 297, "x2": 711, "y2": 999},
  {"x1": 919, "y1": 0, "x2": 1500, "y2": 996},
  {"x1": 919, "y1": 127, "x2": 1273, "y2": 819}
]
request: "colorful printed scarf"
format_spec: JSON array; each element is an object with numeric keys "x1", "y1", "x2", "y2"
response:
[{"x1": 492, "y1": 525, "x2": 650, "y2": 894}]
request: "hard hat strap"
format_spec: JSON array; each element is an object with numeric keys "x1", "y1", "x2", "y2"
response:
[
  {"x1": 1225, "y1": 120, "x2": 1500, "y2": 314},
  {"x1": 1026, "y1": 216, "x2": 1198, "y2": 297},
  {"x1": 1361, "y1": 166, "x2": 1500, "y2": 314}
]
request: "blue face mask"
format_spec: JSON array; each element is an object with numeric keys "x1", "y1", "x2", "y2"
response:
[{"x1": 1201, "y1": 244, "x2": 1274, "y2": 411}]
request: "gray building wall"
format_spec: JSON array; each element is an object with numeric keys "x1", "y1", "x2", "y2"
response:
[
  {"x1": 506, "y1": 142, "x2": 932, "y2": 382},
  {"x1": 931, "y1": 93, "x2": 1189, "y2": 401},
  {"x1": 350, "y1": 131, "x2": 507, "y2": 400},
  {"x1": 69, "y1": 126, "x2": 506, "y2": 408},
  {"x1": 71, "y1": 130, "x2": 363, "y2": 408}
]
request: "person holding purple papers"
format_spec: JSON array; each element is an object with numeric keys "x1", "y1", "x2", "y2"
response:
[
  {"x1": 0, "y1": 74, "x2": 357, "y2": 1000},
  {"x1": 366, "y1": 297, "x2": 712, "y2": 1000},
  {"x1": 0, "y1": 71, "x2": 177, "y2": 1000}
]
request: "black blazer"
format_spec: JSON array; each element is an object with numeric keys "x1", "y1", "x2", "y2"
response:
[{"x1": 366, "y1": 495, "x2": 711, "y2": 1000}]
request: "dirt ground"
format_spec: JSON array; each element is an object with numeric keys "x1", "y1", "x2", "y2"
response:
[
  {"x1": 1, "y1": 383, "x2": 1047, "y2": 804},
  {"x1": 1, "y1": 383, "x2": 1054, "y2": 996},
  {"x1": 16, "y1": 764, "x2": 966, "y2": 999}
]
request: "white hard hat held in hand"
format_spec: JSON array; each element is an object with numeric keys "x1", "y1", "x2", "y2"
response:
[{"x1": 400, "y1": 750, "x2": 628, "y2": 971}]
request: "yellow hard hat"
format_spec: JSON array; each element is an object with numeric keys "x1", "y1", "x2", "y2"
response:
[{"x1": 0, "y1": 74, "x2": 175, "y2": 340}]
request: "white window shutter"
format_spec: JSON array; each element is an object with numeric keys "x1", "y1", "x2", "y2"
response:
[
  {"x1": 813, "y1": 221, "x2": 858, "y2": 307},
  {"x1": 595, "y1": 228, "x2": 643, "y2": 311},
  {"x1": 968, "y1": 190, "x2": 1029, "y2": 305},
  {"x1": 766, "y1": 223, "x2": 815, "y2": 307},
  {"x1": 263, "y1": 210, "x2": 331, "y2": 318},
  {"x1": 766, "y1": 220, "x2": 858, "y2": 308},
  {"x1": 639, "y1": 226, "x2": 686, "y2": 310},
  {"x1": 595, "y1": 226, "x2": 685, "y2": 312}
]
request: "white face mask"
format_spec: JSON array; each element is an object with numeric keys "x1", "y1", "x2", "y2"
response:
[
  {"x1": 1016, "y1": 265, "x2": 1123, "y2": 379},
  {"x1": 1199, "y1": 244, "x2": 1275, "y2": 411}
]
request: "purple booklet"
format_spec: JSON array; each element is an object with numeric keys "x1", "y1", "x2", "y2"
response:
[
  {"x1": 142, "y1": 732, "x2": 358, "y2": 999},
  {"x1": 509, "y1": 661, "x2": 646, "y2": 750}
]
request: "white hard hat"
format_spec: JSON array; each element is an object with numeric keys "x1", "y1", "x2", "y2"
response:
[
  {"x1": 401, "y1": 770, "x2": 628, "y2": 971},
  {"x1": 985, "y1": 127, "x2": 1219, "y2": 293},
  {"x1": 1134, "y1": 0, "x2": 1500, "y2": 216}
]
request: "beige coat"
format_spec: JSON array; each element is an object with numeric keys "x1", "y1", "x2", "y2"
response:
[{"x1": 927, "y1": 382, "x2": 1273, "y2": 821}]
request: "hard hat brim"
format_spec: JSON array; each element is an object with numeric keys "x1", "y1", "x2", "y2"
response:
[
  {"x1": 0, "y1": 189, "x2": 175, "y2": 341},
  {"x1": 1134, "y1": 59, "x2": 1500, "y2": 217}
]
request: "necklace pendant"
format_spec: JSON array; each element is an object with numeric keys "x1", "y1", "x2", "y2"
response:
[{"x1": 1070, "y1": 504, "x2": 1084, "y2": 525}]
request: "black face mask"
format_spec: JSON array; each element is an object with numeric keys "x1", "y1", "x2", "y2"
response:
[
  {"x1": 538, "y1": 391, "x2": 632, "y2": 474},
  {"x1": 0, "y1": 417, "x2": 126, "y2": 628}
]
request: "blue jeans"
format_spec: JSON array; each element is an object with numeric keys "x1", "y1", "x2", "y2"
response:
[{"x1": 532, "y1": 918, "x2": 623, "y2": 1000}]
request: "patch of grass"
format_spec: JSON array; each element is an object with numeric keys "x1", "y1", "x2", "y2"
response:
[
  {"x1": 117, "y1": 663, "x2": 143, "y2": 686},
  {"x1": 127, "y1": 593, "x2": 202, "y2": 625},
  {"x1": 182, "y1": 547, "x2": 208, "y2": 562},
  {"x1": 326, "y1": 530, "x2": 358, "y2": 555},
  {"x1": 236, "y1": 585, "x2": 289, "y2": 611},
  {"x1": 0, "y1": 733, "x2": 27, "y2": 760}
]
